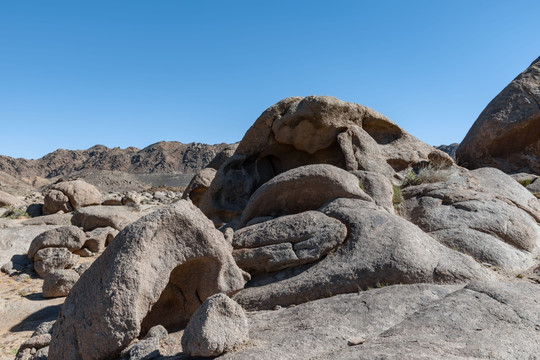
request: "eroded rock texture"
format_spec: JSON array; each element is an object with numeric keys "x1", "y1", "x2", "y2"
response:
[
  {"x1": 200, "y1": 95, "x2": 451, "y2": 224},
  {"x1": 49, "y1": 200, "x2": 247, "y2": 360},
  {"x1": 457, "y1": 56, "x2": 540, "y2": 174}
]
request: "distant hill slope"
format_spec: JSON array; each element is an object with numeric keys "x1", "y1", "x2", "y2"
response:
[{"x1": 0, "y1": 141, "x2": 232, "y2": 179}]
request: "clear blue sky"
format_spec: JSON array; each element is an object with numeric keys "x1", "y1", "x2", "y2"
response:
[{"x1": 1, "y1": 1, "x2": 539, "y2": 159}]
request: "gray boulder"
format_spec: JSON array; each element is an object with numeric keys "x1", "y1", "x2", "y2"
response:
[
  {"x1": 233, "y1": 211, "x2": 347, "y2": 273},
  {"x1": 239, "y1": 164, "x2": 373, "y2": 225},
  {"x1": 182, "y1": 293, "x2": 249, "y2": 357},
  {"x1": 401, "y1": 167, "x2": 540, "y2": 271},
  {"x1": 71, "y1": 205, "x2": 140, "y2": 231},
  {"x1": 43, "y1": 179, "x2": 102, "y2": 215},
  {"x1": 27, "y1": 226, "x2": 87, "y2": 260},
  {"x1": 233, "y1": 198, "x2": 491, "y2": 311},
  {"x1": 457, "y1": 56, "x2": 540, "y2": 174},
  {"x1": 49, "y1": 200, "x2": 248, "y2": 360},
  {"x1": 42, "y1": 269, "x2": 80, "y2": 298},
  {"x1": 34, "y1": 247, "x2": 79, "y2": 278}
]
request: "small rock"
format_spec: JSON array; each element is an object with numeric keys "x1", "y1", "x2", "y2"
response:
[
  {"x1": 347, "y1": 337, "x2": 365, "y2": 346},
  {"x1": 42, "y1": 269, "x2": 80, "y2": 298},
  {"x1": 182, "y1": 293, "x2": 249, "y2": 357},
  {"x1": 1, "y1": 261, "x2": 13, "y2": 274}
]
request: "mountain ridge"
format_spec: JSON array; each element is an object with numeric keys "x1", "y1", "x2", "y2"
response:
[{"x1": 0, "y1": 141, "x2": 232, "y2": 179}]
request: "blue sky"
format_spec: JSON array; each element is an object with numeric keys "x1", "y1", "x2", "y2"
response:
[{"x1": 1, "y1": 1, "x2": 539, "y2": 159}]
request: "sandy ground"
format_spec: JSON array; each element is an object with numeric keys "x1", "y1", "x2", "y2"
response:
[{"x1": 0, "y1": 270, "x2": 63, "y2": 360}]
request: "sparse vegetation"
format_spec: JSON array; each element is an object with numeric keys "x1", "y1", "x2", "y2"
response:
[
  {"x1": 518, "y1": 179, "x2": 533, "y2": 187},
  {"x1": 402, "y1": 165, "x2": 455, "y2": 188},
  {"x1": 1, "y1": 206, "x2": 30, "y2": 219},
  {"x1": 392, "y1": 185, "x2": 403, "y2": 208}
]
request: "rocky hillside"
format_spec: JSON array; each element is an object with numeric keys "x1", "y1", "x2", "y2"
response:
[{"x1": 0, "y1": 141, "x2": 232, "y2": 179}]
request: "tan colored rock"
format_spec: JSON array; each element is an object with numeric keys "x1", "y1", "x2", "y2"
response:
[
  {"x1": 49, "y1": 200, "x2": 248, "y2": 360},
  {"x1": 457, "y1": 56, "x2": 540, "y2": 174},
  {"x1": 43, "y1": 179, "x2": 101, "y2": 215},
  {"x1": 43, "y1": 190, "x2": 72, "y2": 215},
  {"x1": 42, "y1": 269, "x2": 80, "y2": 298},
  {"x1": 201, "y1": 96, "x2": 451, "y2": 224},
  {"x1": 0, "y1": 190, "x2": 24, "y2": 208},
  {"x1": 182, "y1": 167, "x2": 217, "y2": 206}
]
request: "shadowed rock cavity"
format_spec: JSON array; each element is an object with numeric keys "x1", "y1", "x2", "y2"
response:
[{"x1": 48, "y1": 200, "x2": 248, "y2": 360}]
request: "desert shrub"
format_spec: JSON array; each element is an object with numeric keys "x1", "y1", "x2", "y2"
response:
[
  {"x1": 402, "y1": 165, "x2": 455, "y2": 188},
  {"x1": 392, "y1": 185, "x2": 403, "y2": 208},
  {"x1": 1, "y1": 206, "x2": 30, "y2": 219},
  {"x1": 518, "y1": 179, "x2": 533, "y2": 187}
]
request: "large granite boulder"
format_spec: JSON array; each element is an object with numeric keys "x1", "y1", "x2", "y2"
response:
[
  {"x1": 43, "y1": 179, "x2": 102, "y2": 215},
  {"x1": 400, "y1": 167, "x2": 540, "y2": 272},
  {"x1": 200, "y1": 96, "x2": 451, "y2": 224},
  {"x1": 0, "y1": 190, "x2": 24, "y2": 208},
  {"x1": 233, "y1": 198, "x2": 492, "y2": 311},
  {"x1": 49, "y1": 200, "x2": 248, "y2": 360},
  {"x1": 71, "y1": 205, "x2": 141, "y2": 231},
  {"x1": 457, "y1": 56, "x2": 540, "y2": 174}
]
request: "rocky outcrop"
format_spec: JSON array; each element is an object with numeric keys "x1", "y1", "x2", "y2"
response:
[
  {"x1": 233, "y1": 198, "x2": 492, "y2": 310},
  {"x1": 182, "y1": 293, "x2": 249, "y2": 357},
  {"x1": 43, "y1": 180, "x2": 102, "y2": 215},
  {"x1": 400, "y1": 167, "x2": 540, "y2": 272},
  {"x1": 457, "y1": 56, "x2": 540, "y2": 174},
  {"x1": 200, "y1": 96, "x2": 452, "y2": 224},
  {"x1": 49, "y1": 200, "x2": 248, "y2": 360}
]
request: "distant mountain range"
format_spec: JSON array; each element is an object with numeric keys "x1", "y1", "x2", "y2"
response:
[{"x1": 0, "y1": 141, "x2": 232, "y2": 179}]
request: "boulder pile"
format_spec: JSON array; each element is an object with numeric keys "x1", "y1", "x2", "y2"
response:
[{"x1": 17, "y1": 94, "x2": 540, "y2": 359}]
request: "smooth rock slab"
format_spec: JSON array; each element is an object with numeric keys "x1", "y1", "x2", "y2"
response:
[
  {"x1": 49, "y1": 200, "x2": 247, "y2": 360},
  {"x1": 71, "y1": 205, "x2": 140, "y2": 231}
]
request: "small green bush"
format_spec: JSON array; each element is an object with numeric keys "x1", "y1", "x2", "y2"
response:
[
  {"x1": 1, "y1": 207, "x2": 30, "y2": 219},
  {"x1": 392, "y1": 185, "x2": 403, "y2": 208},
  {"x1": 518, "y1": 179, "x2": 533, "y2": 187}
]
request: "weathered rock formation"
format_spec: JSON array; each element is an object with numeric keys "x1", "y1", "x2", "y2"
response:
[
  {"x1": 457, "y1": 56, "x2": 540, "y2": 174},
  {"x1": 182, "y1": 293, "x2": 249, "y2": 357},
  {"x1": 48, "y1": 200, "x2": 247, "y2": 360},
  {"x1": 43, "y1": 179, "x2": 102, "y2": 215},
  {"x1": 200, "y1": 95, "x2": 452, "y2": 224}
]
